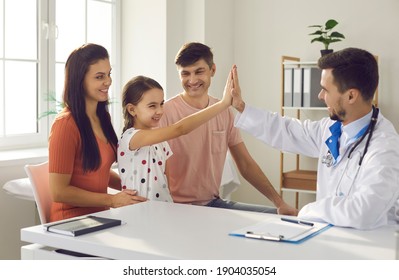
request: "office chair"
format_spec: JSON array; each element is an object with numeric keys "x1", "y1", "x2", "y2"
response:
[
  {"x1": 24, "y1": 162, "x2": 106, "y2": 259},
  {"x1": 24, "y1": 161, "x2": 52, "y2": 224}
]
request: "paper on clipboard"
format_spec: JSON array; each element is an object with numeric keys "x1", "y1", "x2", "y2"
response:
[{"x1": 229, "y1": 217, "x2": 332, "y2": 243}]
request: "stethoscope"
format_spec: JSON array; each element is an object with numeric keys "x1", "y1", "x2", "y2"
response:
[{"x1": 322, "y1": 106, "x2": 379, "y2": 168}]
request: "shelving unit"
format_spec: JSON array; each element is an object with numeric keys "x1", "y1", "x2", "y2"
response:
[
  {"x1": 280, "y1": 56, "x2": 321, "y2": 208},
  {"x1": 280, "y1": 55, "x2": 379, "y2": 208}
]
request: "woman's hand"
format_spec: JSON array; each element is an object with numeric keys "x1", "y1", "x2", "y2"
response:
[{"x1": 111, "y1": 189, "x2": 147, "y2": 208}]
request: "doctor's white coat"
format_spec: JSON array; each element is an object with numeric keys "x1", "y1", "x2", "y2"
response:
[{"x1": 235, "y1": 105, "x2": 399, "y2": 230}]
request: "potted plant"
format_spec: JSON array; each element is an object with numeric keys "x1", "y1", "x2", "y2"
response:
[
  {"x1": 38, "y1": 92, "x2": 64, "y2": 119},
  {"x1": 308, "y1": 19, "x2": 345, "y2": 56},
  {"x1": 38, "y1": 92, "x2": 117, "y2": 119}
]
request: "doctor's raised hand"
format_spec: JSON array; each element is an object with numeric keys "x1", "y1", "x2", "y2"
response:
[{"x1": 230, "y1": 65, "x2": 246, "y2": 113}]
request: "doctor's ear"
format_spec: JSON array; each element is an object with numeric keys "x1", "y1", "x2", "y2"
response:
[{"x1": 347, "y1": 89, "x2": 360, "y2": 104}]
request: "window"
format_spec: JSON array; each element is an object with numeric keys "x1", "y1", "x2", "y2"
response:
[{"x1": 0, "y1": 0, "x2": 120, "y2": 150}]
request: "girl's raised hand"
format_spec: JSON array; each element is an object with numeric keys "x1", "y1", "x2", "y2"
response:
[{"x1": 221, "y1": 65, "x2": 235, "y2": 106}]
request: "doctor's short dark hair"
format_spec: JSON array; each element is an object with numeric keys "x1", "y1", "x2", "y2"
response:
[
  {"x1": 318, "y1": 47, "x2": 379, "y2": 102},
  {"x1": 175, "y1": 42, "x2": 214, "y2": 69}
]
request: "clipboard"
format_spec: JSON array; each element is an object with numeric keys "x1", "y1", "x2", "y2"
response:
[{"x1": 229, "y1": 217, "x2": 332, "y2": 244}]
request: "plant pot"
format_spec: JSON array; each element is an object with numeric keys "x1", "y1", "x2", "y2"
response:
[{"x1": 320, "y1": 49, "x2": 333, "y2": 56}]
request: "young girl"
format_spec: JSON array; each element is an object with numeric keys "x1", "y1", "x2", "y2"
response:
[{"x1": 118, "y1": 69, "x2": 234, "y2": 202}]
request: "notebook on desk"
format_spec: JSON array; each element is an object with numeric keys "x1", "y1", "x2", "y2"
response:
[
  {"x1": 229, "y1": 217, "x2": 332, "y2": 244},
  {"x1": 43, "y1": 215, "x2": 122, "y2": 237}
]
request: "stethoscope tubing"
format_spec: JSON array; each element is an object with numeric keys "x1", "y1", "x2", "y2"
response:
[
  {"x1": 348, "y1": 106, "x2": 379, "y2": 166},
  {"x1": 324, "y1": 106, "x2": 379, "y2": 168}
]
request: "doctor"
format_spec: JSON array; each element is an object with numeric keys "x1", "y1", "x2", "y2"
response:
[{"x1": 230, "y1": 48, "x2": 399, "y2": 230}]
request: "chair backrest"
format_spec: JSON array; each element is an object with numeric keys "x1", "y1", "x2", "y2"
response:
[{"x1": 24, "y1": 161, "x2": 51, "y2": 224}]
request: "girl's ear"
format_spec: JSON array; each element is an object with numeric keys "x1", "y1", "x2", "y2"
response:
[{"x1": 126, "y1": 103, "x2": 136, "y2": 117}]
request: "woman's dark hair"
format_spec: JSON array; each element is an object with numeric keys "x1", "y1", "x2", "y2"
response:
[
  {"x1": 122, "y1": 75, "x2": 163, "y2": 133},
  {"x1": 318, "y1": 47, "x2": 379, "y2": 102},
  {"x1": 63, "y1": 43, "x2": 118, "y2": 173}
]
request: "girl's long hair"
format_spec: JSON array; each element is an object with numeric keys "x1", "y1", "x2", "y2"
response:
[{"x1": 63, "y1": 43, "x2": 118, "y2": 172}]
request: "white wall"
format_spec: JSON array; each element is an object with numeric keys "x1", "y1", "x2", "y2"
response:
[
  {"x1": 120, "y1": 0, "x2": 167, "y2": 92},
  {"x1": 121, "y1": 0, "x2": 234, "y2": 100}
]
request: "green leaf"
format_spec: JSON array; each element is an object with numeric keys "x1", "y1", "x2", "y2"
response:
[
  {"x1": 38, "y1": 110, "x2": 59, "y2": 119},
  {"x1": 325, "y1": 19, "x2": 338, "y2": 30},
  {"x1": 309, "y1": 30, "x2": 323, "y2": 36},
  {"x1": 311, "y1": 37, "x2": 326, "y2": 43},
  {"x1": 330, "y1": 31, "x2": 345, "y2": 39},
  {"x1": 329, "y1": 39, "x2": 343, "y2": 43}
]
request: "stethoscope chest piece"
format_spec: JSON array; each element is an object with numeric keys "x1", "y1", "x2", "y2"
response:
[{"x1": 322, "y1": 152, "x2": 334, "y2": 167}]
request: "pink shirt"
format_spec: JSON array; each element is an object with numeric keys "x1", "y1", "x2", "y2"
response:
[{"x1": 159, "y1": 95, "x2": 242, "y2": 205}]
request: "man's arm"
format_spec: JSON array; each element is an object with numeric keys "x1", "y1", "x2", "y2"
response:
[{"x1": 229, "y1": 142, "x2": 298, "y2": 215}]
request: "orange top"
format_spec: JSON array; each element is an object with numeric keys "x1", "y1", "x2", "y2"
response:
[{"x1": 48, "y1": 109, "x2": 116, "y2": 222}]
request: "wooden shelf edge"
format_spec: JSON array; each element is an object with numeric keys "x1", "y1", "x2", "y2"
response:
[{"x1": 282, "y1": 170, "x2": 316, "y2": 191}]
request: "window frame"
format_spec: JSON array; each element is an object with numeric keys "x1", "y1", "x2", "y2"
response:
[{"x1": 0, "y1": 0, "x2": 121, "y2": 151}]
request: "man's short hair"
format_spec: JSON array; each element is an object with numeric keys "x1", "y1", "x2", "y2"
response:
[
  {"x1": 318, "y1": 47, "x2": 379, "y2": 102},
  {"x1": 175, "y1": 42, "x2": 214, "y2": 68}
]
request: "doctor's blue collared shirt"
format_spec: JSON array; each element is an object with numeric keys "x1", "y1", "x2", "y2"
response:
[{"x1": 334, "y1": 108, "x2": 373, "y2": 165}]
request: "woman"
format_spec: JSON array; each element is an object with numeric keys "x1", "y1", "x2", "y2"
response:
[{"x1": 48, "y1": 43, "x2": 146, "y2": 222}]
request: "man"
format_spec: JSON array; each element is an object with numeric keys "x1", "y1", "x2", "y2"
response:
[
  {"x1": 159, "y1": 42, "x2": 297, "y2": 215},
  {"x1": 231, "y1": 47, "x2": 399, "y2": 229}
]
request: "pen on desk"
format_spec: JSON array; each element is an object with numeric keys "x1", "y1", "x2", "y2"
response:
[{"x1": 281, "y1": 217, "x2": 314, "y2": 227}]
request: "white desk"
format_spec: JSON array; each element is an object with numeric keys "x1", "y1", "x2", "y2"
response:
[{"x1": 21, "y1": 201, "x2": 398, "y2": 260}]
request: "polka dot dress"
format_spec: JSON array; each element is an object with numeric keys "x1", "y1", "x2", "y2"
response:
[{"x1": 118, "y1": 128, "x2": 173, "y2": 202}]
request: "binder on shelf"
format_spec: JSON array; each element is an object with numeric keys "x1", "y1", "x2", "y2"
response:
[
  {"x1": 302, "y1": 68, "x2": 325, "y2": 107},
  {"x1": 283, "y1": 68, "x2": 293, "y2": 106},
  {"x1": 229, "y1": 216, "x2": 332, "y2": 244},
  {"x1": 293, "y1": 68, "x2": 302, "y2": 107},
  {"x1": 43, "y1": 215, "x2": 122, "y2": 237}
]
